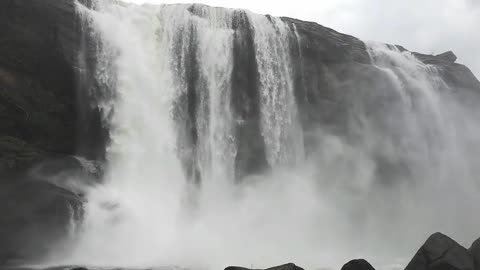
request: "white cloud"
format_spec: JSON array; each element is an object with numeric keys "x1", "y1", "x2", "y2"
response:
[{"x1": 121, "y1": 0, "x2": 480, "y2": 78}]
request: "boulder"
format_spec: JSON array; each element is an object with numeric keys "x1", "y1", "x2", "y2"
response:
[
  {"x1": 266, "y1": 263, "x2": 304, "y2": 270},
  {"x1": 469, "y1": 238, "x2": 480, "y2": 270},
  {"x1": 341, "y1": 259, "x2": 376, "y2": 270},
  {"x1": 405, "y1": 233, "x2": 474, "y2": 270},
  {"x1": 225, "y1": 263, "x2": 303, "y2": 270}
]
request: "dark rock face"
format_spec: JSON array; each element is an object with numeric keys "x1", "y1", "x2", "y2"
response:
[
  {"x1": 0, "y1": 0, "x2": 106, "y2": 174},
  {"x1": 469, "y1": 238, "x2": 480, "y2": 270},
  {"x1": 0, "y1": 0, "x2": 102, "y2": 265},
  {"x1": 341, "y1": 259, "x2": 376, "y2": 270},
  {"x1": 0, "y1": 0, "x2": 77, "y2": 173},
  {"x1": 405, "y1": 233, "x2": 474, "y2": 270}
]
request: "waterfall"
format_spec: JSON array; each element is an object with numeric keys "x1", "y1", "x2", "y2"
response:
[
  {"x1": 248, "y1": 14, "x2": 304, "y2": 166},
  {"x1": 56, "y1": 1, "x2": 480, "y2": 270},
  {"x1": 68, "y1": 1, "x2": 309, "y2": 268}
]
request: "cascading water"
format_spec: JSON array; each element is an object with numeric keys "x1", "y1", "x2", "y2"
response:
[
  {"x1": 247, "y1": 14, "x2": 304, "y2": 166},
  {"x1": 55, "y1": 1, "x2": 480, "y2": 270}
]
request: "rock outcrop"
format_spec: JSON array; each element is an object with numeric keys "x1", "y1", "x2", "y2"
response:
[
  {"x1": 341, "y1": 259, "x2": 376, "y2": 270},
  {"x1": 469, "y1": 238, "x2": 480, "y2": 270},
  {"x1": 405, "y1": 233, "x2": 474, "y2": 270},
  {"x1": 225, "y1": 263, "x2": 304, "y2": 270}
]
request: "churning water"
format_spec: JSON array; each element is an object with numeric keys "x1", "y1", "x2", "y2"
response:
[{"x1": 54, "y1": 1, "x2": 480, "y2": 269}]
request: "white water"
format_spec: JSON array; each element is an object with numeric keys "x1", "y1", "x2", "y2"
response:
[
  {"x1": 52, "y1": 2, "x2": 480, "y2": 270},
  {"x1": 248, "y1": 14, "x2": 304, "y2": 166}
]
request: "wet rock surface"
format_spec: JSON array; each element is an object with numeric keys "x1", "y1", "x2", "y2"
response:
[
  {"x1": 0, "y1": 0, "x2": 106, "y2": 175},
  {"x1": 469, "y1": 238, "x2": 480, "y2": 270},
  {"x1": 0, "y1": 0, "x2": 104, "y2": 264}
]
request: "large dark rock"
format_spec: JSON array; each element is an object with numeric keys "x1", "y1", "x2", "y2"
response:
[
  {"x1": 469, "y1": 238, "x2": 480, "y2": 270},
  {"x1": 405, "y1": 233, "x2": 474, "y2": 270},
  {"x1": 225, "y1": 263, "x2": 304, "y2": 270},
  {"x1": 341, "y1": 259, "x2": 376, "y2": 270}
]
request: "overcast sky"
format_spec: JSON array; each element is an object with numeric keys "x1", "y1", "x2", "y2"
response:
[{"x1": 123, "y1": 0, "x2": 480, "y2": 78}]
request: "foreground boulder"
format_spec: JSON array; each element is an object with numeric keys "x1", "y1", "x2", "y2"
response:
[
  {"x1": 267, "y1": 263, "x2": 305, "y2": 270},
  {"x1": 405, "y1": 232, "x2": 474, "y2": 270},
  {"x1": 469, "y1": 238, "x2": 480, "y2": 270},
  {"x1": 341, "y1": 259, "x2": 376, "y2": 270},
  {"x1": 225, "y1": 263, "x2": 304, "y2": 270}
]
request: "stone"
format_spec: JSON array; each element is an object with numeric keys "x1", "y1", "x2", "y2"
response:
[
  {"x1": 405, "y1": 233, "x2": 474, "y2": 270},
  {"x1": 225, "y1": 263, "x2": 303, "y2": 270},
  {"x1": 266, "y1": 263, "x2": 304, "y2": 270},
  {"x1": 469, "y1": 238, "x2": 480, "y2": 270},
  {"x1": 341, "y1": 259, "x2": 376, "y2": 270}
]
